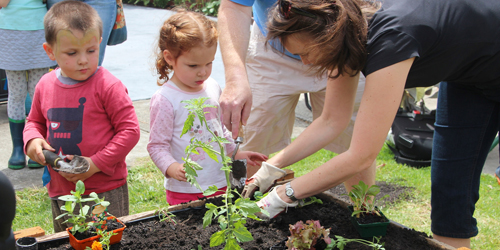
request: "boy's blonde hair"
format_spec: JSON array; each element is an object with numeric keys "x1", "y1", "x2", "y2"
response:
[
  {"x1": 44, "y1": 0, "x2": 103, "y2": 46},
  {"x1": 155, "y1": 9, "x2": 218, "y2": 85}
]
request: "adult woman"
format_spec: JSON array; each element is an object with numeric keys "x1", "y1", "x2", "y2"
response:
[{"x1": 251, "y1": 0, "x2": 500, "y2": 248}]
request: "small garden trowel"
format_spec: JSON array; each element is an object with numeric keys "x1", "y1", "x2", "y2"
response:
[
  {"x1": 230, "y1": 136, "x2": 247, "y2": 190},
  {"x1": 42, "y1": 149, "x2": 90, "y2": 174}
]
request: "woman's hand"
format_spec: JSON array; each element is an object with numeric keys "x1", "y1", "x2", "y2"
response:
[
  {"x1": 241, "y1": 162, "x2": 287, "y2": 199},
  {"x1": 255, "y1": 185, "x2": 298, "y2": 219}
]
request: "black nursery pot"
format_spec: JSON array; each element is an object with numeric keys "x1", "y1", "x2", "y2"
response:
[
  {"x1": 16, "y1": 237, "x2": 38, "y2": 250},
  {"x1": 348, "y1": 206, "x2": 390, "y2": 239}
]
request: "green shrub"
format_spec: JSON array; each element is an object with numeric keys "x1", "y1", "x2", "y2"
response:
[{"x1": 123, "y1": 0, "x2": 220, "y2": 16}]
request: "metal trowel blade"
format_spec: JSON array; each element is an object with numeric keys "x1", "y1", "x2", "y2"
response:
[
  {"x1": 230, "y1": 159, "x2": 247, "y2": 189},
  {"x1": 56, "y1": 156, "x2": 90, "y2": 174}
]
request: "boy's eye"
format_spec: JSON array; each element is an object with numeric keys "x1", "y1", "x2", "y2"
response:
[
  {"x1": 88, "y1": 49, "x2": 96, "y2": 53},
  {"x1": 67, "y1": 52, "x2": 76, "y2": 56},
  {"x1": 188, "y1": 65, "x2": 197, "y2": 68}
]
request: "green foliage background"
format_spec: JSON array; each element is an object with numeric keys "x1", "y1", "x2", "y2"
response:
[{"x1": 123, "y1": 0, "x2": 221, "y2": 16}]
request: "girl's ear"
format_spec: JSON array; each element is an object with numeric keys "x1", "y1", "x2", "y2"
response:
[
  {"x1": 163, "y1": 50, "x2": 175, "y2": 66},
  {"x1": 43, "y1": 43, "x2": 57, "y2": 61}
]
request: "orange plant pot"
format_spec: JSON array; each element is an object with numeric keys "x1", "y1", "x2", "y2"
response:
[{"x1": 67, "y1": 217, "x2": 126, "y2": 250}]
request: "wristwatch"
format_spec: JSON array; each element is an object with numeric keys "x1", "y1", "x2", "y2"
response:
[{"x1": 285, "y1": 182, "x2": 298, "y2": 201}]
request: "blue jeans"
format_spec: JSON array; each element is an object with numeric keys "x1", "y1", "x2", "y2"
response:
[
  {"x1": 431, "y1": 82, "x2": 500, "y2": 238},
  {"x1": 47, "y1": 0, "x2": 117, "y2": 66}
]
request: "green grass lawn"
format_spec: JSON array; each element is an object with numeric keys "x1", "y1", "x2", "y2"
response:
[{"x1": 13, "y1": 145, "x2": 500, "y2": 249}]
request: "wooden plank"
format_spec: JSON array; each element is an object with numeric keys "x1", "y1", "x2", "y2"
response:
[
  {"x1": 14, "y1": 226, "x2": 45, "y2": 239},
  {"x1": 277, "y1": 170, "x2": 294, "y2": 181},
  {"x1": 36, "y1": 231, "x2": 67, "y2": 243}
]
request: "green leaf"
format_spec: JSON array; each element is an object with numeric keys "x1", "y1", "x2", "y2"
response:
[
  {"x1": 235, "y1": 199, "x2": 261, "y2": 216},
  {"x1": 80, "y1": 197, "x2": 97, "y2": 202},
  {"x1": 210, "y1": 230, "x2": 226, "y2": 247},
  {"x1": 203, "y1": 185, "x2": 219, "y2": 196},
  {"x1": 203, "y1": 203, "x2": 218, "y2": 228},
  {"x1": 89, "y1": 192, "x2": 99, "y2": 199},
  {"x1": 233, "y1": 223, "x2": 253, "y2": 242},
  {"x1": 202, "y1": 146, "x2": 220, "y2": 163},
  {"x1": 75, "y1": 180, "x2": 85, "y2": 194},
  {"x1": 184, "y1": 162, "x2": 201, "y2": 176},
  {"x1": 64, "y1": 201, "x2": 73, "y2": 212},
  {"x1": 181, "y1": 112, "x2": 195, "y2": 138},
  {"x1": 367, "y1": 186, "x2": 381, "y2": 196},
  {"x1": 58, "y1": 195, "x2": 77, "y2": 202},
  {"x1": 223, "y1": 238, "x2": 241, "y2": 250},
  {"x1": 80, "y1": 205, "x2": 89, "y2": 216},
  {"x1": 55, "y1": 213, "x2": 68, "y2": 220}
]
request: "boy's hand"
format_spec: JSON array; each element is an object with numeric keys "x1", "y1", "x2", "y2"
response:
[
  {"x1": 26, "y1": 138, "x2": 54, "y2": 165},
  {"x1": 59, "y1": 156, "x2": 100, "y2": 183},
  {"x1": 233, "y1": 150, "x2": 268, "y2": 167},
  {"x1": 166, "y1": 163, "x2": 187, "y2": 182}
]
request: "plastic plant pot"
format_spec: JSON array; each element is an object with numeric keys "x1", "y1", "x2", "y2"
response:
[
  {"x1": 15, "y1": 237, "x2": 38, "y2": 250},
  {"x1": 348, "y1": 206, "x2": 390, "y2": 239},
  {"x1": 67, "y1": 217, "x2": 126, "y2": 250}
]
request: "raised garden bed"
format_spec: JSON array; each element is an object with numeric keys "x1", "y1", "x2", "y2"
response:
[{"x1": 35, "y1": 191, "x2": 453, "y2": 250}]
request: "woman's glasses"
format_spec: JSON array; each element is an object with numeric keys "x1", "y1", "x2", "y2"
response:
[{"x1": 278, "y1": 0, "x2": 316, "y2": 19}]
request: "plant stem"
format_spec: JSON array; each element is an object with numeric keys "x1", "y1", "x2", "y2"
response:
[{"x1": 206, "y1": 127, "x2": 234, "y2": 233}]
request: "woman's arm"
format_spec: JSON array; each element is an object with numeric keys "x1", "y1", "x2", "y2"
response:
[
  {"x1": 276, "y1": 58, "x2": 415, "y2": 202},
  {"x1": 268, "y1": 72, "x2": 360, "y2": 168}
]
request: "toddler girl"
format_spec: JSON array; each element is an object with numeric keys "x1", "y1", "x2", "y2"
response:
[{"x1": 147, "y1": 9, "x2": 267, "y2": 205}]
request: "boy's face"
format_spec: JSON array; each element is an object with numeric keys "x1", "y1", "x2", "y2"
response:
[{"x1": 44, "y1": 28, "x2": 101, "y2": 81}]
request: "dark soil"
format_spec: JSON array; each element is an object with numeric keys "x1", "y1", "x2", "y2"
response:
[
  {"x1": 326, "y1": 180, "x2": 415, "y2": 208},
  {"x1": 40, "y1": 181, "x2": 438, "y2": 250}
]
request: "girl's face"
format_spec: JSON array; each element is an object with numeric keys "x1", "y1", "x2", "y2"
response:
[
  {"x1": 44, "y1": 28, "x2": 101, "y2": 81},
  {"x1": 282, "y1": 34, "x2": 318, "y2": 65},
  {"x1": 164, "y1": 44, "x2": 217, "y2": 92}
]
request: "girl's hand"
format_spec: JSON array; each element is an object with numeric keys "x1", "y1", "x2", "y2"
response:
[
  {"x1": 234, "y1": 150, "x2": 268, "y2": 167},
  {"x1": 59, "y1": 156, "x2": 100, "y2": 184},
  {"x1": 166, "y1": 162, "x2": 187, "y2": 182}
]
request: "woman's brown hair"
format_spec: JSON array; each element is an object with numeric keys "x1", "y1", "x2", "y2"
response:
[
  {"x1": 155, "y1": 9, "x2": 218, "y2": 85},
  {"x1": 267, "y1": 0, "x2": 380, "y2": 78}
]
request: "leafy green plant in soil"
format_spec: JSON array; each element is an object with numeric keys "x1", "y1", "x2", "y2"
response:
[
  {"x1": 180, "y1": 97, "x2": 262, "y2": 249},
  {"x1": 347, "y1": 181, "x2": 389, "y2": 219},
  {"x1": 55, "y1": 180, "x2": 110, "y2": 235}
]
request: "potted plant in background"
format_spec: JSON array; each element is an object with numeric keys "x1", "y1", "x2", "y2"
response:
[
  {"x1": 346, "y1": 181, "x2": 390, "y2": 239},
  {"x1": 56, "y1": 180, "x2": 126, "y2": 250}
]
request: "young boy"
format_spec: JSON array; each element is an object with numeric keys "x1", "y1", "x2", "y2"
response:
[{"x1": 23, "y1": 0, "x2": 140, "y2": 232}]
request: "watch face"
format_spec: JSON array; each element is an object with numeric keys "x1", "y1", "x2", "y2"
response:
[{"x1": 286, "y1": 188, "x2": 293, "y2": 196}]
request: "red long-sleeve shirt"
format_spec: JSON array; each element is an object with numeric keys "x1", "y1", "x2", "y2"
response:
[{"x1": 24, "y1": 67, "x2": 140, "y2": 197}]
